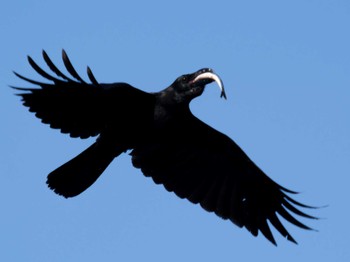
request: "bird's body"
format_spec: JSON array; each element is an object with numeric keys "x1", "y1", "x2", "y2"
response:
[{"x1": 13, "y1": 50, "x2": 316, "y2": 245}]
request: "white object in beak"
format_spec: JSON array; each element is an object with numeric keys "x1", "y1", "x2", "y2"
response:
[{"x1": 193, "y1": 72, "x2": 226, "y2": 99}]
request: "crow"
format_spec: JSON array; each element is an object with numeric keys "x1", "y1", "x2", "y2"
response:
[{"x1": 13, "y1": 50, "x2": 317, "y2": 245}]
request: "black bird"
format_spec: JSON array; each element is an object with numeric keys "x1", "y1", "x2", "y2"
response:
[{"x1": 13, "y1": 50, "x2": 316, "y2": 245}]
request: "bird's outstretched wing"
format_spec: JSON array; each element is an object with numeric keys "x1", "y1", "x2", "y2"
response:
[
  {"x1": 12, "y1": 50, "x2": 153, "y2": 139},
  {"x1": 130, "y1": 115, "x2": 317, "y2": 245}
]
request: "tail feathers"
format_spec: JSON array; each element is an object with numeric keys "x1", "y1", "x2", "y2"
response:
[{"x1": 47, "y1": 142, "x2": 124, "y2": 198}]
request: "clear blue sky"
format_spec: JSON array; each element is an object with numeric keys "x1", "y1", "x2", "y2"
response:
[{"x1": 1, "y1": 0, "x2": 349, "y2": 261}]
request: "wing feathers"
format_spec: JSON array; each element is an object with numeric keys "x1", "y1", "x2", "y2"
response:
[
  {"x1": 269, "y1": 213, "x2": 297, "y2": 244},
  {"x1": 187, "y1": 175, "x2": 215, "y2": 205},
  {"x1": 42, "y1": 50, "x2": 74, "y2": 81},
  {"x1": 278, "y1": 206, "x2": 313, "y2": 230},
  {"x1": 87, "y1": 66, "x2": 99, "y2": 86},
  {"x1": 131, "y1": 117, "x2": 316, "y2": 245},
  {"x1": 13, "y1": 71, "x2": 50, "y2": 87},
  {"x1": 199, "y1": 175, "x2": 221, "y2": 212},
  {"x1": 214, "y1": 175, "x2": 232, "y2": 219},
  {"x1": 283, "y1": 200, "x2": 318, "y2": 219},
  {"x1": 259, "y1": 219, "x2": 277, "y2": 246},
  {"x1": 62, "y1": 50, "x2": 87, "y2": 83},
  {"x1": 27, "y1": 55, "x2": 62, "y2": 83},
  {"x1": 14, "y1": 50, "x2": 151, "y2": 139}
]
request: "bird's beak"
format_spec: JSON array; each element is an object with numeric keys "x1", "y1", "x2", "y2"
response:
[{"x1": 192, "y1": 71, "x2": 227, "y2": 99}]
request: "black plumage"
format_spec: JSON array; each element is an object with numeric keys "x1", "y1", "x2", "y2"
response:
[{"x1": 13, "y1": 50, "x2": 317, "y2": 245}]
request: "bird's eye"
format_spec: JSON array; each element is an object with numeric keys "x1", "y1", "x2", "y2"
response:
[{"x1": 181, "y1": 76, "x2": 187, "y2": 83}]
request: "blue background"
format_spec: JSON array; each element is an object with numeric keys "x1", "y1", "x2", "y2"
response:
[{"x1": 1, "y1": 0, "x2": 349, "y2": 261}]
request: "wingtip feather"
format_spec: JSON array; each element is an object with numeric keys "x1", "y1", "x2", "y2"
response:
[
  {"x1": 87, "y1": 66, "x2": 99, "y2": 85},
  {"x1": 61, "y1": 49, "x2": 86, "y2": 83}
]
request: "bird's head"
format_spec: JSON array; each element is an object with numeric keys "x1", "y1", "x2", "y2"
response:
[{"x1": 161, "y1": 68, "x2": 226, "y2": 105}]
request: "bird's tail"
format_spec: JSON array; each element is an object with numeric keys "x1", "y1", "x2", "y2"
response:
[{"x1": 46, "y1": 142, "x2": 124, "y2": 198}]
